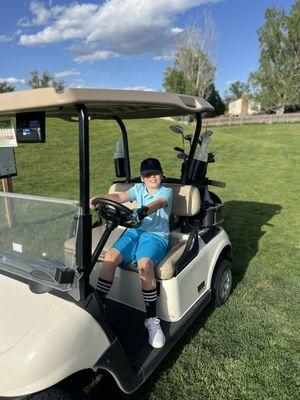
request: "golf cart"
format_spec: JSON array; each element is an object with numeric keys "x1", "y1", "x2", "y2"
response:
[{"x1": 0, "y1": 88, "x2": 232, "y2": 399}]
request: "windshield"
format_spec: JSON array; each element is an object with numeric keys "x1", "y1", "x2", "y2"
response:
[{"x1": 0, "y1": 192, "x2": 81, "y2": 298}]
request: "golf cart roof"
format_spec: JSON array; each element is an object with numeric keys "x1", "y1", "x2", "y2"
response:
[{"x1": 0, "y1": 87, "x2": 213, "y2": 119}]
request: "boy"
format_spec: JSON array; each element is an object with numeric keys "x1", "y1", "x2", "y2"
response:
[{"x1": 90, "y1": 158, "x2": 172, "y2": 348}]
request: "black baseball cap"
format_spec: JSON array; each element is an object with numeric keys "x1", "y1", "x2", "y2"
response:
[{"x1": 140, "y1": 158, "x2": 163, "y2": 176}]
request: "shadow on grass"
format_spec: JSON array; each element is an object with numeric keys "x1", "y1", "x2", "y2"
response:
[
  {"x1": 83, "y1": 200, "x2": 282, "y2": 400},
  {"x1": 222, "y1": 200, "x2": 282, "y2": 289}
]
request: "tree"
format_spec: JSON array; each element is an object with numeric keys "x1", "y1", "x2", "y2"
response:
[
  {"x1": 0, "y1": 82, "x2": 15, "y2": 93},
  {"x1": 224, "y1": 80, "x2": 250, "y2": 102},
  {"x1": 27, "y1": 70, "x2": 65, "y2": 91},
  {"x1": 205, "y1": 83, "x2": 226, "y2": 116},
  {"x1": 163, "y1": 65, "x2": 189, "y2": 94},
  {"x1": 163, "y1": 66, "x2": 225, "y2": 116},
  {"x1": 175, "y1": 13, "x2": 217, "y2": 98},
  {"x1": 249, "y1": 1, "x2": 300, "y2": 114},
  {"x1": 163, "y1": 14, "x2": 224, "y2": 115}
]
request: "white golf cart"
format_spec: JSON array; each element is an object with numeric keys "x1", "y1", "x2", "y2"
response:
[{"x1": 0, "y1": 88, "x2": 232, "y2": 399}]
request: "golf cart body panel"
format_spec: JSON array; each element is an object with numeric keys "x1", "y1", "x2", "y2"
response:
[
  {"x1": 0, "y1": 87, "x2": 214, "y2": 119},
  {"x1": 0, "y1": 273, "x2": 110, "y2": 397},
  {"x1": 0, "y1": 87, "x2": 232, "y2": 396}
]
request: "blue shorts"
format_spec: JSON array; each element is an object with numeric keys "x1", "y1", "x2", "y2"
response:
[{"x1": 112, "y1": 229, "x2": 168, "y2": 268}]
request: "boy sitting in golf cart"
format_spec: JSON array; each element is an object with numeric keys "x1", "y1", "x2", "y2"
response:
[{"x1": 90, "y1": 158, "x2": 173, "y2": 349}]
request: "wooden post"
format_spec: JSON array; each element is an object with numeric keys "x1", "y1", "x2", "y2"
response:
[{"x1": 2, "y1": 177, "x2": 16, "y2": 228}]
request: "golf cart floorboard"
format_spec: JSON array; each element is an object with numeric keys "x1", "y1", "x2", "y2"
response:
[
  {"x1": 105, "y1": 290, "x2": 211, "y2": 372},
  {"x1": 105, "y1": 299, "x2": 149, "y2": 366}
]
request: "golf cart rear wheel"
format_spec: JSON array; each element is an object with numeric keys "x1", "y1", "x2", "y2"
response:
[{"x1": 211, "y1": 257, "x2": 232, "y2": 308}]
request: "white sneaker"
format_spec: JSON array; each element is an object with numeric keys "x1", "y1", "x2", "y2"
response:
[{"x1": 144, "y1": 317, "x2": 166, "y2": 348}]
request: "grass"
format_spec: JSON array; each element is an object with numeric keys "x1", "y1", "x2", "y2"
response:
[{"x1": 7, "y1": 119, "x2": 300, "y2": 399}]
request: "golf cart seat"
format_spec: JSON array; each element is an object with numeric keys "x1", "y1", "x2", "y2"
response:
[{"x1": 64, "y1": 183, "x2": 201, "y2": 280}]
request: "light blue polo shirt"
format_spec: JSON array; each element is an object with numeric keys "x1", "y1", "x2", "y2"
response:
[{"x1": 127, "y1": 183, "x2": 173, "y2": 242}]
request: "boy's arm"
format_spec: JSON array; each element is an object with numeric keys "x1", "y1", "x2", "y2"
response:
[
  {"x1": 90, "y1": 192, "x2": 131, "y2": 210},
  {"x1": 143, "y1": 198, "x2": 167, "y2": 215},
  {"x1": 130, "y1": 198, "x2": 167, "y2": 224},
  {"x1": 144, "y1": 188, "x2": 172, "y2": 216}
]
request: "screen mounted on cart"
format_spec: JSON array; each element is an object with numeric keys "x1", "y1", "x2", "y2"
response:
[{"x1": 16, "y1": 112, "x2": 45, "y2": 143}]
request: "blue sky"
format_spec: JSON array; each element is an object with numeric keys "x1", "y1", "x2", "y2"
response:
[{"x1": 0, "y1": 0, "x2": 296, "y2": 97}]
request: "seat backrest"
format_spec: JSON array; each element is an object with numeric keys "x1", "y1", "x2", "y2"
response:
[{"x1": 108, "y1": 182, "x2": 201, "y2": 216}]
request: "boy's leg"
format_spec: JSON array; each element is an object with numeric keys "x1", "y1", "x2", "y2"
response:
[
  {"x1": 136, "y1": 232, "x2": 168, "y2": 318},
  {"x1": 136, "y1": 232, "x2": 168, "y2": 349},
  {"x1": 96, "y1": 248, "x2": 123, "y2": 297},
  {"x1": 97, "y1": 229, "x2": 139, "y2": 297},
  {"x1": 138, "y1": 257, "x2": 165, "y2": 348},
  {"x1": 138, "y1": 257, "x2": 157, "y2": 318}
]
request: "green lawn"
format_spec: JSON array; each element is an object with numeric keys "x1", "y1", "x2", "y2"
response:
[{"x1": 10, "y1": 120, "x2": 300, "y2": 399}]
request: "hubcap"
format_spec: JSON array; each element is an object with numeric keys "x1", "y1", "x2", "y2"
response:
[{"x1": 220, "y1": 269, "x2": 232, "y2": 300}]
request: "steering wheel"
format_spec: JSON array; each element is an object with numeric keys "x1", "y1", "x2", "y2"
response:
[{"x1": 91, "y1": 197, "x2": 139, "y2": 228}]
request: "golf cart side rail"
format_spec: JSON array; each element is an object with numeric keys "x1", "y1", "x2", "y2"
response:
[{"x1": 0, "y1": 87, "x2": 214, "y2": 119}]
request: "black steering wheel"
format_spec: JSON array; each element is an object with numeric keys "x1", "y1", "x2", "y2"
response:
[{"x1": 91, "y1": 197, "x2": 139, "y2": 228}]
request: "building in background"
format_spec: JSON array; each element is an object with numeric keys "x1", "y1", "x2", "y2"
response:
[{"x1": 228, "y1": 94, "x2": 261, "y2": 116}]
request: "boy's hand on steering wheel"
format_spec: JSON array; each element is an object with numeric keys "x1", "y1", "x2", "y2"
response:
[
  {"x1": 130, "y1": 206, "x2": 149, "y2": 225},
  {"x1": 136, "y1": 206, "x2": 149, "y2": 221},
  {"x1": 89, "y1": 198, "x2": 96, "y2": 211}
]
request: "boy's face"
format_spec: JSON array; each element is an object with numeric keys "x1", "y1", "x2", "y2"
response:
[{"x1": 141, "y1": 172, "x2": 162, "y2": 190}]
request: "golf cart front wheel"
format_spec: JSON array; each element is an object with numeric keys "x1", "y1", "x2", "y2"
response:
[{"x1": 211, "y1": 258, "x2": 232, "y2": 308}]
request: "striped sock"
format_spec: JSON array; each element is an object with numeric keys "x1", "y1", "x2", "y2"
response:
[
  {"x1": 96, "y1": 278, "x2": 113, "y2": 297},
  {"x1": 142, "y1": 288, "x2": 157, "y2": 318}
]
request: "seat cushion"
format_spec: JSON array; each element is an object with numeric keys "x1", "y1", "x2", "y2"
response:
[
  {"x1": 114, "y1": 239, "x2": 186, "y2": 280},
  {"x1": 64, "y1": 226, "x2": 187, "y2": 280},
  {"x1": 109, "y1": 182, "x2": 201, "y2": 216}
]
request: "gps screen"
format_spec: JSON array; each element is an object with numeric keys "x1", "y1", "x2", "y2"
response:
[{"x1": 16, "y1": 112, "x2": 45, "y2": 143}]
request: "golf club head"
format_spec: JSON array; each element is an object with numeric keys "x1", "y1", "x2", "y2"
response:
[
  {"x1": 184, "y1": 134, "x2": 193, "y2": 142},
  {"x1": 169, "y1": 125, "x2": 184, "y2": 135}
]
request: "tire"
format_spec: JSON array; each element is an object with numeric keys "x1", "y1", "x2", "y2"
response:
[{"x1": 211, "y1": 257, "x2": 232, "y2": 308}]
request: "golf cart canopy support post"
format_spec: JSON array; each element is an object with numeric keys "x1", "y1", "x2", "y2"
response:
[
  {"x1": 76, "y1": 104, "x2": 91, "y2": 296},
  {"x1": 114, "y1": 116, "x2": 131, "y2": 182}
]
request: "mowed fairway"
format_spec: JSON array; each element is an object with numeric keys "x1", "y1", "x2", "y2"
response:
[{"x1": 12, "y1": 120, "x2": 300, "y2": 400}]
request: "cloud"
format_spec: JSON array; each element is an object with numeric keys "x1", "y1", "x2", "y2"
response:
[
  {"x1": 171, "y1": 27, "x2": 184, "y2": 34},
  {"x1": 71, "y1": 79, "x2": 86, "y2": 88},
  {"x1": 0, "y1": 29, "x2": 22, "y2": 43},
  {"x1": 122, "y1": 86, "x2": 157, "y2": 92},
  {"x1": 153, "y1": 51, "x2": 177, "y2": 61},
  {"x1": 18, "y1": 0, "x2": 220, "y2": 62},
  {"x1": 74, "y1": 50, "x2": 119, "y2": 63},
  {"x1": 54, "y1": 69, "x2": 80, "y2": 78},
  {"x1": 0, "y1": 35, "x2": 13, "y2": 43},
  {"x1": 0, "y1": 77, "x2": 25, "y2": 85},
  {"x1": 18, "y1": 1, "x2": 65, "y2": 27}
]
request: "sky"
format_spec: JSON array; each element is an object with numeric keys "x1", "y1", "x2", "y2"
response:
[{"x1": 0, "y1": 0, "x2": 296, "y2": 97}]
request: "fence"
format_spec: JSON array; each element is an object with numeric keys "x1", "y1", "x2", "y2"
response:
[{"x1": 203, "y1": 112, "x2": 300, "y2": 127}]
